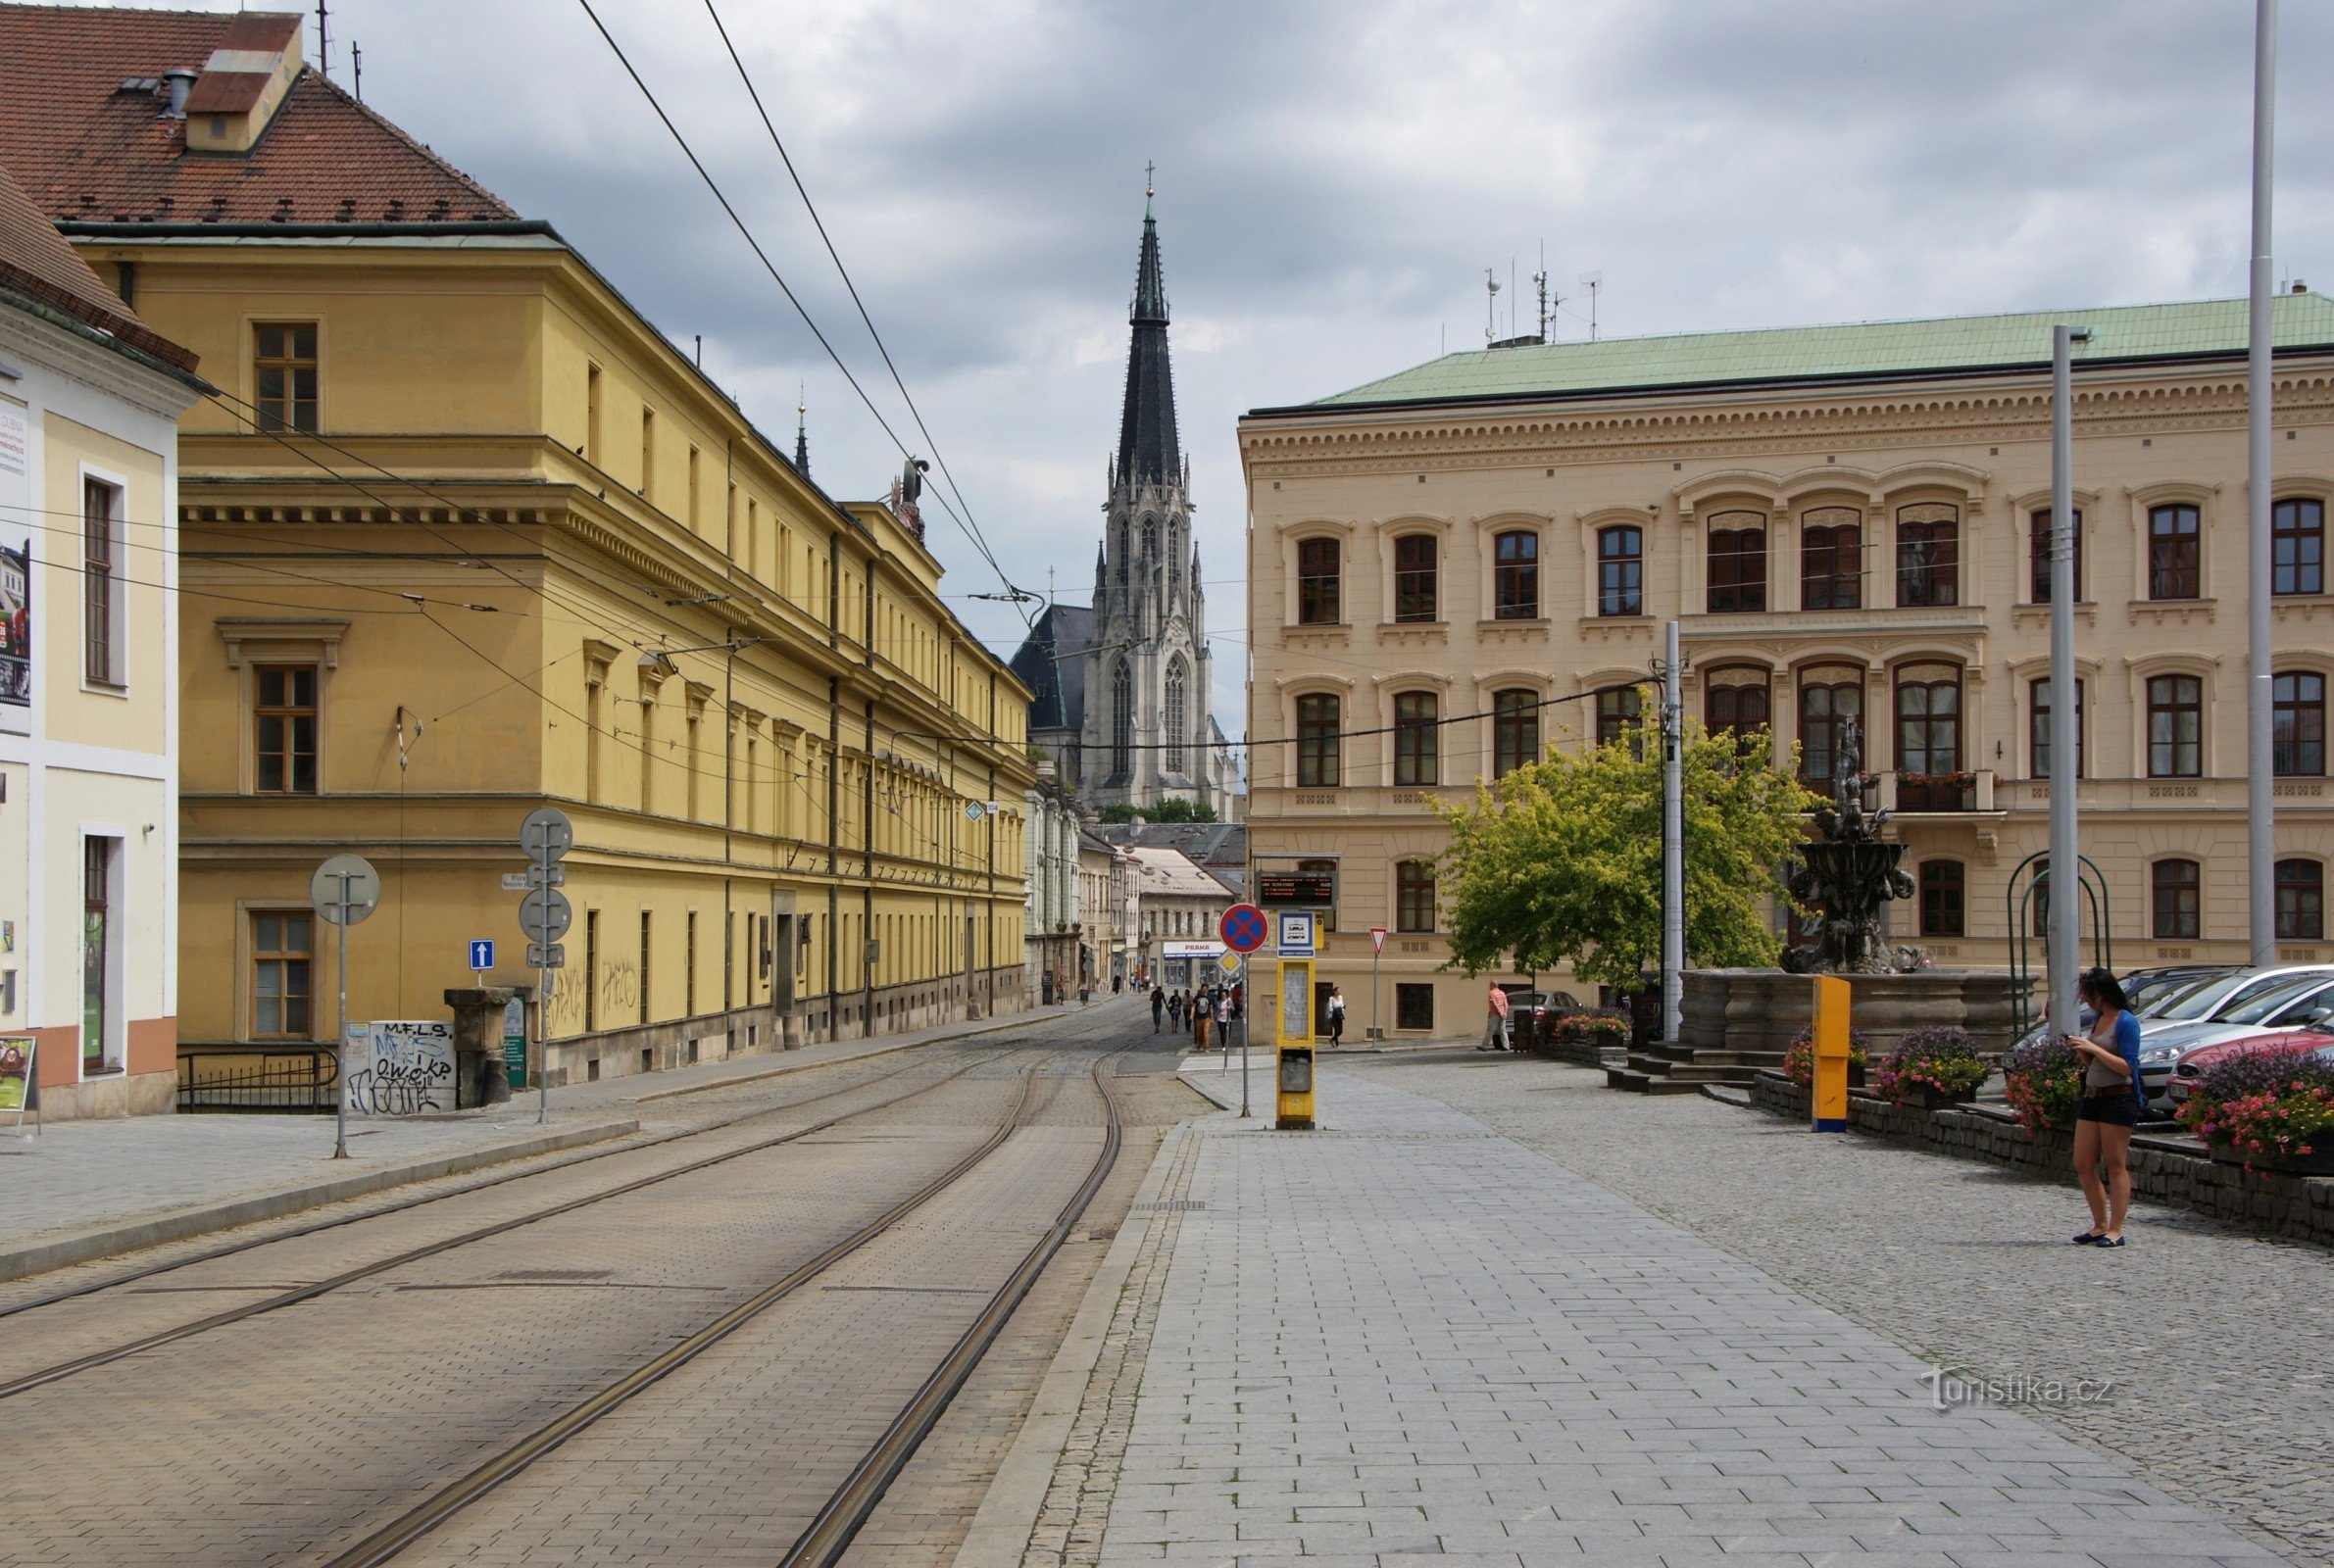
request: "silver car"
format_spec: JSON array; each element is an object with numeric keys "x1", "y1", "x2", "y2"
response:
[{"x1": 2135, "y1": 973, "x2": 2334, "y2": 1112}]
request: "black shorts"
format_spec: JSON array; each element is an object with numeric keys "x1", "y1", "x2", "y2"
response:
[{"x1": 2075, "y1": 1091, "x2": 2139, "y2": 1127}]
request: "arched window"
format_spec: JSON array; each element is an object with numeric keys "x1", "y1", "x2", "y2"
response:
[
  {"x1": 1597, "y1": 525, "x2": 1643, "y2": 616},
  {"x1": 2029, "y1": 677, "x2": 2084, "y2": 779},
  {"x1": 1703, "y1": 666, "x2": 1771, "y2": 742},
  {"x1": 1296, "y1": 538, "x2": 1341, "y2": 624},
  {"x1": 1491, "y1": 689, "x2": 1539, "y2": 778},
  {"x1": 2153, "y1": 858, "x2": 2201, "y2": 940},
  {"x1": 1295, "y1": 694, "x2": 1340, "y2": 787},
  {"x1": 1800, "y1": 509, "x2": 1861, "y2": 610},
  {"x1": 2274, "y1": 498, "x2": 2324, "y2": 596},
  {"x1": 2277, "y1": 858, "x2": 2324, "y2": 940},
  {"x1": 1706, "y1": 513, "x2": 1766, "y2": 612},
  {"x1": 1896, "y1": 504, "x2": 1959, "y2": 606},
  {"x1": 1141, "y1": 516, "x2": 1159, "y2": 561},
  {"x1": 2273, "y1": 671, "x2": 2324, "y2": 777},
  {"x1": 1493, "y1": 530, "x2": 1540, "y2": 618},
  {"x1": 1596, "y1": 685, "x2": 1641, "y2": 751},
  {"x1": 1394, "y1": 691, "x2": 1439, "y2": 786},
  {"x1": 1165, "y1": 658, "x2": 1188, "y2": 771},
  {"x1": 1393, "y1": 534, "x2": 1438, "y2": 622},
  {"x1": 1918, "y1": 860, "x2": 1965, "y2": 938},
  {"x1": 1115, "y1": 521, "x2": 1128, "y2": 580},
  {"x1": 2029, "y1": 508, "x2": 2084, "y2": 603},
  {"x1": 1395, "y1": 858, "x2": 1438, "y2": 933},
  {"x1": 2149, "y1": 504, "x2": 2202, "y2": 600},
  {"x1": 1110, "y1": 659, "x2": 1133, "y2": 776},
  {"x1": 2147, "y1": 674, "x2": 2203, "y2": 778},
  {"x1": 1797, "y1": 667, "x2": 1863, "y2": 799},
  {"x1": 1894, "y1": 663, "x2": 1962, "y2": 808}
]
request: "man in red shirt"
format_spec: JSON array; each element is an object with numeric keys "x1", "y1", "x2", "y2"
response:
[{"x1": 1478, "y1": 983, "x2": 1512, "y2": 1052}]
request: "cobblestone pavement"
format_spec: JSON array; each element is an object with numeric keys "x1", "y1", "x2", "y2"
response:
[
  {"x1": 1335, "y1": 1053, "x2": 2334, "y2": 1567},
  {"x1": 1050, "y1": 1064, "x2": 2290, "y2": 1567}
]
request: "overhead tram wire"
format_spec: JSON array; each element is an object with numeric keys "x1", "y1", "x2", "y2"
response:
[
  {"x1": 697, "y1": 0, "x2": 1024, "y2": 624},
  {"x1": 572, "y1": 0, "x2": 1034, "y2": 624}
]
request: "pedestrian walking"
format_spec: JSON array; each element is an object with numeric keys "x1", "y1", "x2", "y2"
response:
[
  {"x1": 2066, "y1": 966, "x2": 2144, "y2": 1248},
  {"x1": 1193, "y1": 989, "x2": 1212, "y2": 1051},
  {"x1": 1325, "y1": 984, "x2": 1346, "y2": 1047},
  {"x1": 1478, "y1": 982, "x2": 1512, "y2": 1052},
  {"x1": 1150, "y1": 985, "x2": 1166, "y2": 1034}
]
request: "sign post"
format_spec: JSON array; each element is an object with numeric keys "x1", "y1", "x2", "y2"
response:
[
  {"x1": 519, "y1": 808, "x2": 574, "y2": 1124},
  {"x1": 310, "y1": 853, "x2": 381, "y2": 1159},
  {"x1": 1368, "y1": 926, "x2": 1386, "y2": 1042}
]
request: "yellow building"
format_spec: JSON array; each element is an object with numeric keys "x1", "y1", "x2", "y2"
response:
[
  {"x1": 1239, "y1": 297, "x2": 2334, "y2": 1038},
  {"x1": 3, "y1": 7, "x2": 1034, "y2": 1090}
]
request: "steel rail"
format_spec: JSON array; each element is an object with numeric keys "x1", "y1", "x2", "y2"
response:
[
  {"x1": 317, "y1": 1050, "x2": 1081, "y2": 1568},
  {"x1": 778, "y1": 1046, "x2": 1130, "y2": 1567},
  {"x1": 0, "y1": 1043, "x2": 1049, "y2": 1401}
]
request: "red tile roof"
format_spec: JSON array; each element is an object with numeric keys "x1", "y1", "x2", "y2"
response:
[
  {"x1": 0, "y1": 156, "x2": 197, "y2": 369},
  {"x1": 0, "y1": 4, "x2": 517, "y2": 226}
]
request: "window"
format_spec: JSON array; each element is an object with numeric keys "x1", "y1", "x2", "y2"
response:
[
  {"x1": 639, "y1": 911, "x2": 653, "y2": 1025},
  {"x1": 2147, "y1": 674, "x2": 2203, "y2": 777},
  {"x1": 1493, "y1": 530, "x2": 1540, "y2": 618},
  {"x1": 640, "y1": 407, "x2": 656, "y2": 499},
  {"x1": 1164, "y1": 658, "x2": 1188, "y2": 771},
  {"x1": 2028, "y1": 677, "x2": 2085, "y2": 780},
  {"x1": 1141, "y1": 516, "x2": 1158, "y2": 561},
  {"x1": 1393, "y1": 692, "x2": 1439, "y2": 786},
  {"x1": 2029, "y1": 508, "x2": 2084, "y2": 603},
  {"x1": 1597, "y1": 525, "x2": 1643, "y2": 616},
  {"x1": 1491, "y1": 689, "x2": 1539, "y2": 778},
  {"x1": 2277, "y1": 858, "x2": 2324, "y2": 941},
  {"x1": 1596, "y1": 685, "x2": 1641, "y2": 749},
  {"x1": 2274, "y1": 498, "x2": 2324, "y2": 596},
  {"x1": 253, "y1": 321, "x2": 318, "y2": 431},
  {"x1": 1393, "y1": 534, "x2": 1437, "y2": 622},
  {"x1": 1395, "y1": 982, "x2": 1435, "y2": 1031},
  {"x1": 2153, "y1": 859, "x2": 2201, "y2": 941},
  {"x1": 1110, "y1": 659, "x2": 1132, "y2": 777},
  {"x1": 83, "y1": 478, "x2": 121, "y2": 684},
  {"x1": 82, "y1": 838, "x2": 111, "y2": 1073},
  {"x1": 1295, "y1": 693, "x2": 1340, "y2": 787},
  {"x1": 1894, "y1": 665, "x2": 1962, "y2": 775},
  {"x1": 584, "y1": 909, "x2": 599, "y2": 1033},
  {"x1": 585, "y1": 362, "x2": 602, "y2": 464},
  {"x1": 1296, "y1": 538, "x2": 1341, "y2": 624},
  {"x1": 1895, "y1": 505, "x2": 1959, "y2": 607},
  {"x1": 1706, "y1": 514, "x2": 1766, "y2": 612},
  {"x1": 686, "y1": 910, "x2": 698, "y2": 1016},
  {"x1": 1396, "y1": 858, "x2": 1437, "y2": 933},
  {"x1": 1799, "y1": 513, "x2": 1862, "y2": 611},
  {"x1": 1703, "y1": 668, "x2": 1770, "y2": 742},
  {"x1": 2149, "y1": 504, "x2": 2202, "y2": 600},
  {"x1": 2275, "y1": 672, "x2": 2325, "y2": 778},
  {"x1": 1918, "y1": 861, "x2": 1964, "y2": 938},
  {"x1": 1797, "y1": 669, "x2": 1863, "y2": 798},
  {"x1": 255, "y1": 664, "x2": 319, "y2": 794},
  {"x1": 250, "y1": 911, "x2": 313, "y2": 1039}
]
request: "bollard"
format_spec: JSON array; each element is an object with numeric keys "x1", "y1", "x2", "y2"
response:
[{"x1": 1810, "y1": 974, "x2": 1851, "y2": 1132}]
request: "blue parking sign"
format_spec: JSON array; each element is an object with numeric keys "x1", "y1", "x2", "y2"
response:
[{"x1": 469, "y1": 939, "x2": 494, "y2": 971}]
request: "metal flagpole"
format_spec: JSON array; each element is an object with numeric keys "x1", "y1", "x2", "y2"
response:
[
  {"x1": 2246, "y1": 0, "x2": 2279, "y2": 964},
  {"x1": 2050, "y1": 325, "x2": 2088, "y2": 1038},
  {"x1": 1662, "y1": 620, "x2": 1684, "y2": 1043}
]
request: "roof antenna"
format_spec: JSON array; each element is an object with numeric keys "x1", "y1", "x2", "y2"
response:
[
  {"x1": 316, "y1": 0, "x2": 330, "y2": 79},
  {"x1": 1532, "y1": 242, "x2": 1553, "y2": 343},
  {"x1": 351, "y1": 40, "x2": 363, "y2": 100},
  {"x1": 1580, "y1": 271, "x2": 1603, "y2": 341},
  {"x1": 1484, "y1": 268, "x2": 1502, "y2": 343}
]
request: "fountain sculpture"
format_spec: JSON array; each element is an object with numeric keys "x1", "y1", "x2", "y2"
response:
[{"x1": 1780, "y1": 716, "x2": 1918, "y2": 975}]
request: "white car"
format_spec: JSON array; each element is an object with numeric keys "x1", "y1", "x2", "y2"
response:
[{"x1": 2134, "y1": 973, "x2": 2334, "y2": 1113}]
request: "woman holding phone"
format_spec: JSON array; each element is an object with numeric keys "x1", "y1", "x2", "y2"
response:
[{"x1": 2066, "y1": 966, "x2": 2144, "y2": 1248}]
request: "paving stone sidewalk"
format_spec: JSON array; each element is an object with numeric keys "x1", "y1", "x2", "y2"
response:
[{"x1": 1058, "y1": 1065, "x2": 2289, "y2": 1566}]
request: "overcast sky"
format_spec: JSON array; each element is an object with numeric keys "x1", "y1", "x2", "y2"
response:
[{"x1": 104, "y1": 1, "x2": 2334, "y2": 738}]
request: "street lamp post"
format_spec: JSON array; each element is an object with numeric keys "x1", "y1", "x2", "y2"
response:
[{"x1": 2246, "y1": 0, "x2": 2279, "y2": 963}]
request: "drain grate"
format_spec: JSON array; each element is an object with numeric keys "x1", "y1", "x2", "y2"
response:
[{"x1": 1130, "y1": 1200, "x2": 1207, "y2": 1212}]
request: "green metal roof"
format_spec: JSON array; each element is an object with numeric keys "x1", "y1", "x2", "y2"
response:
[{"x1": 1297, "y1": 293, "x2": 2334, "y2": 412}]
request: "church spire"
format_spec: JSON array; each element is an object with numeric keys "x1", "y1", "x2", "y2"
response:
[
  {"x1": 793, "y1": 387, "x2": 810, "y2": 475},
  {"x1": 1117, "y1": 172, "x2": 1179, "y2": 487}
]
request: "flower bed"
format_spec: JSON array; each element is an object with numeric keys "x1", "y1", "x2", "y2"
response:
[
  {"x1": 2177, "y1": 1046, "x2": 2334, "y2": 1173},
  {"x1": 2004, "y1": 1032, "x2": 2084, "y2": 1135},
  {"x1": 1781, "y1": 1022, "x2": 1870, "y2": 1088},
  {"x1": 1531, "y1": 1008, "x2": 1630, "y2": 1065},
  {"x1": 1872, "y1": 1025, "x2": 1990, "y2": 1105}
]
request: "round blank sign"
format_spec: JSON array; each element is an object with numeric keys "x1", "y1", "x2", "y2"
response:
[{"x1": 310, "y1": 854, "x2": 381, "y2": 926}]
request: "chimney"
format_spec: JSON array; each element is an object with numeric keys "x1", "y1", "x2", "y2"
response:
[{"x1": 158, "y1": 68, "x2": 197, "y2": 118}]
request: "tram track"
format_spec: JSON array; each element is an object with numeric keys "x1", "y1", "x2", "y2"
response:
[
  {"x1": 0, "y1": 1039, "x2": 1053, "y2": 1402},
  {"x1": 316, "y1": 1045, "x2": 1129, "y2": 1568}
]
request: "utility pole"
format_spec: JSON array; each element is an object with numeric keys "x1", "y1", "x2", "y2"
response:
[
  {"x1": 2246, "y1": 0, "x2": 2279, "y2": 964},
  {"x1": 1661, "y1": 621, "x2": 1684, "y2": 1043},
  {"x1": 2049, "y1": 324, "x2": 2089, "y2": 1036}
]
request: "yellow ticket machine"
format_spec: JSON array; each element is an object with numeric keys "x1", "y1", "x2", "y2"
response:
[{"x1": 1275, "y1": 957, "x2": 1315, "y2": 1130}]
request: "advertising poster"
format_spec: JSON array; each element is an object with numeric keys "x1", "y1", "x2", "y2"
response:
[
  {"x1": 0, "y1": 1036, "x2": 33, "y2": 1131},
  {"x1": 343, "y1": 1019, "x2": 456, "y2": 1115},
  {"x1": 0, "y1": 400, "x2": 30, "y2": 733}
]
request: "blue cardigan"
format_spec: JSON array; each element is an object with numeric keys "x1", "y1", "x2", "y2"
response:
[{"x1": 2103, "y1": 1010, "x2": 2146, "y2": 1107}]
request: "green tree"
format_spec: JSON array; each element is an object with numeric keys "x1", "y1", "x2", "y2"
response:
[
  {"x1": 1098, "y1": 799, "x2": 1217, "y2": 823},
  {"x1": 1431, "y1": 701, "x2": 1814, "y2": 991}
]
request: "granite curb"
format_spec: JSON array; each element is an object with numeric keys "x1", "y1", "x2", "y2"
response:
[{"x1": 0, "y1": 1116, "x2": 639, "y2": 1286}]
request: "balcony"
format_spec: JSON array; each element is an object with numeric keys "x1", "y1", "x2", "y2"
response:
[{"x1": 1878, "y1": 769, "x2": 1998, "y2": 815}]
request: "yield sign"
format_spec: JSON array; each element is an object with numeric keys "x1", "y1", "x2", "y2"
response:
[
  {"x1": 1369, "y1": 926, "x2": 1387, "y2": 956},
  {"x1": 1219, "y1": 904, "x2": 1268, "y2": 954}
]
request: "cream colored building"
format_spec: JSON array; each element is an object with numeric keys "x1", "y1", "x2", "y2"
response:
[
  {"x1": 0, "y1": 161, "x2": 201, "y2": 1118},
  {"x1": 1239, "y1": 295, "x2": 2334, "y2": 1039}
]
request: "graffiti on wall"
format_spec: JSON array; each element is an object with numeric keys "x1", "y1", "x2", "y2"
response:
[{"x1": 344, "y1": 1019, "x2": 456, "y2": 1115}]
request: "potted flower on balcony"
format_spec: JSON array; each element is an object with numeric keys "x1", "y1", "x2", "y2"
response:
[
  {"x1": 2004, "y1": 1032, "x2": 2083, "y2": 1135},
  {"x1": 2176, "y1": 1047, "x2": 2334, "y2": 1176},
  {"x1": 1783, "y1": 1022, "x2": 1870, "y2": 1089},
  {"x1": 1873, "y1": 1025, "x2": 1990, "y2": 1108}
]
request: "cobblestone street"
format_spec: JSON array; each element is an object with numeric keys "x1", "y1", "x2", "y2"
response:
[{"x1": 1336, "y1": 1053, "x2": 2334, "y2": 1566}]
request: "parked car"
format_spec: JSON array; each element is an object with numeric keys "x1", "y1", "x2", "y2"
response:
[
  {"x1": 2134, "y1": 974, "x2": 2334, "y2": 1112},
  {"x1": 2122, "y1": 964, "x2": 2235, "y2": 1016},
  {"x1": 2165, "y1": 1025, "x2": 2334, "y2": 1111},
  {"x1": 1503, "y1": 989, "x2": 1581, "y2": 1033},
  {"x1": 2139, "y1": 965, "x2": 2334, "y2": 1039}
]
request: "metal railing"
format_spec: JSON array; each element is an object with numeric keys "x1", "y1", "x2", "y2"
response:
[{"x1": 176, "y1": 1044, "x2": 337, "y2": 1113}]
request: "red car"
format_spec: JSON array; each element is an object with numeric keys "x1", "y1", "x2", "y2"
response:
[{"x1": 2164, "y1": 1026, "x2": 2334, "y2": 1110}]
